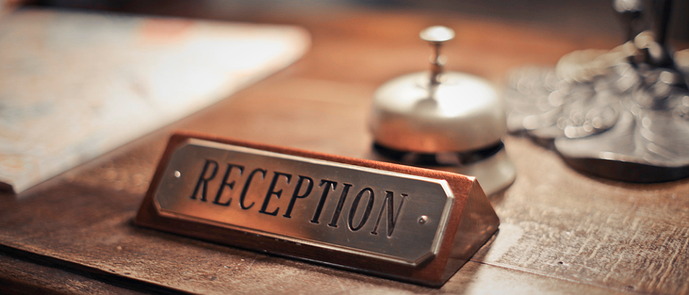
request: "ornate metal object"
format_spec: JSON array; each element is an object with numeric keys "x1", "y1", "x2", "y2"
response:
[
  {"x1": 504, "y1": 0, "x2": 689, "y2": 182},
  {"x1": 369, "y1": 26, "x2": 516, "y2": 194},
  {"x1": 136, "y1": 132, "x2": 500, "y2": 287}
]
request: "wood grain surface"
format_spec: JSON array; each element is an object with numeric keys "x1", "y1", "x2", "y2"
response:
[{"x1": 2, "y1": 6, "x2": 688, "y2": 295}]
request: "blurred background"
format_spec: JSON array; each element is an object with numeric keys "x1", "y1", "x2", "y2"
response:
[{"x1": 14, "y1": 0, "x2": 689, "y2": 44}]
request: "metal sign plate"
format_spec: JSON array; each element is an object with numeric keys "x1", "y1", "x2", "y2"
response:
[
  {"x1": 137, "y1": 132, "x2": 500, "y2": 287},
  {"x1": 153, "y1": 138, "x2": 454, "y2": 266}
]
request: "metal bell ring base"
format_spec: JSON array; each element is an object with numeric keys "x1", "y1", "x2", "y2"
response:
[{"x1": 504, "y1": 0, "x2": 689, "y2": 183}]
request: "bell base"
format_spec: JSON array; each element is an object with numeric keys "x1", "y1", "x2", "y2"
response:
[{"x1": 371, "y1": 143, "x2": 516, "y2": 195}]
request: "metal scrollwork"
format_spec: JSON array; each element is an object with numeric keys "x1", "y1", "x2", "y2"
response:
[{"x1": 504, "y1": 0, "x2": 689, "y2": 182}]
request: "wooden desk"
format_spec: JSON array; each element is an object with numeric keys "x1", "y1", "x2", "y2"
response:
[{"x1": 2, "y1": 6, "x2": 688, "y2": 295}]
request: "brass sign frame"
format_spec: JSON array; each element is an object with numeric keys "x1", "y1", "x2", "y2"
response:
[{"x1": 135, "y1": 132, "x2": 499, "y2": 287}]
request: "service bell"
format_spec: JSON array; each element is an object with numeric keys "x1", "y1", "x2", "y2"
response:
[{"x1": 369, "y1": 26, "x2": 516, "y2": 195}]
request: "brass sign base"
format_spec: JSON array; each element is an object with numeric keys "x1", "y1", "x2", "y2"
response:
[{"x1": 135, "y1": 132, "x2": 499, "y2": 287}]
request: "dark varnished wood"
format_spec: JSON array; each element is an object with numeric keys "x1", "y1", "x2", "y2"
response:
[
  {"x1": 2, "y1": 5, "x2": 688, "y2": 295},
  {"x1": 0, "y1": 251, "x2": 141, "y2": 295}
]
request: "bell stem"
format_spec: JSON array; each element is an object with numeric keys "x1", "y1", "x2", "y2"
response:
[{"x1": 430, "y1": 42, "x2": 443, "y2": 85}]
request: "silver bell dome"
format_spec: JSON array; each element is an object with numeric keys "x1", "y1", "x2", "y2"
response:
[{"x1": 369, "y1": 26, "x2": 515, "y2": 195}]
